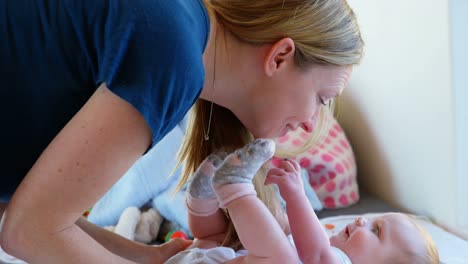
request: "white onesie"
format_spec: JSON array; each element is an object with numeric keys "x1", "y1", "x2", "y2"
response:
[
  {"x1": 164, "y1": 246, "x2": 352, "y2": 264},
  {"x1": 164, "y1": 247, "x2": 248, "y2": 264},
  {"x1": 164, "y1": 238, "x2": 352, "y2": 264},
  {"x1": 331, "y1": 246, "x2": 352, "y2": 264}
]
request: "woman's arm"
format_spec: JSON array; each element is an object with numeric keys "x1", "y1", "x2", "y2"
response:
[
  {"x1": 76, "y1": 217, "x2": 191, "y2": 264},
  {"x1": 0, "y1": 84, "x2": 156, "y2": 263}
]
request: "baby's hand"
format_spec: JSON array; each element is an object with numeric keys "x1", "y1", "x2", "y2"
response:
[{"x1": 265, "y1": 158, "x2": 304, "y2": 201}]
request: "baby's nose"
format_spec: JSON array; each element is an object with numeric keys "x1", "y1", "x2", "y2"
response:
[{"x1": 355, "y1": 217, "x2": 368, "y2": 226}]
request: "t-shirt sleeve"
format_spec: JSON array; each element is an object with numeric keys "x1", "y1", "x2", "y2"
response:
[{"x1": 95, "y1": 0, "x2": 208, "y2": 145}]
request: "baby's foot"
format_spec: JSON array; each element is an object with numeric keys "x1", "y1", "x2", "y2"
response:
[
  {"x1": 186, "y1": 153, "x2": 226, "y2": 216},
  {"x1": 213, "y1": 139, "x2": 276, "y2": 185},
  {"x1": 187, "y1": 153, "x2": 225, "y2": 199},
  {"x1": 213, "y1": 139, "x2": 276, "y2": 208}
]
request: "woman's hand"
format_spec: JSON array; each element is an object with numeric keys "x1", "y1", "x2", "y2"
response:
[
  {"x1": 141, "y1": 238, "x2": 192, "y2": 264},
  {"x1": 265, "y1": 158, "x2": 304, "y2": 202}
]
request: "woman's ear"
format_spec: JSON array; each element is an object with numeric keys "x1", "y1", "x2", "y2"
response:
[{"x1": 264, "y1": 38, "x2": 296, "y2": 77}]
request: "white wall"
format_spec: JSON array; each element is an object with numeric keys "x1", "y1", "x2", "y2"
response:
[
  {"x1": 451, "y1": 0, "x2": 468, "y2": 236},
  {"x1": 341, "y1": 0, "x2": 467, "y2": 238}
]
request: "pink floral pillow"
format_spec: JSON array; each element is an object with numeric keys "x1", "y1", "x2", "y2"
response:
[{"x1": 272, "y1": 112, "x2": 359, "y2": 209}]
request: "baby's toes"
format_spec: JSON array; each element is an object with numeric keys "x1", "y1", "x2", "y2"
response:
[
  {"x1": 188, "y1": 154, "x2": 222, "y2": 199},
  {"x1": 208, "y1": 152, "x2": 227, "y2": 168},
  {"x1": 195, "y1": 153, "x2": 226, "y2": 178},
  {"x1": 248, "y1": 139, "x2": 276, "y2": 162},
  {"x1": 214, "y1": 151, "x2": 229, "y2": 160}
]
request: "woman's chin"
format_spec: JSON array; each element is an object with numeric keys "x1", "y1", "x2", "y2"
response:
[
  {"x1": 251, "y1": 129, "x2": 277, "y2": 139},
  {"x1": 276, "y1": 125, "x2": 294, "y2": 138}
]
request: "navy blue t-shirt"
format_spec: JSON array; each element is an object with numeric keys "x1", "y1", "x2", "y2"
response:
[{"x1": 0, "y1": 0, "x2": 209, "y2": 199}]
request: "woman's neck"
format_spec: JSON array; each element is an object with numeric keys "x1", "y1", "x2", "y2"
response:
[
  {"x1": 201, "y1": 23, "x2": 268, "y2": 123},
  {"x1": 201, "y1": 24, "x2": 245, "y2": 108}
]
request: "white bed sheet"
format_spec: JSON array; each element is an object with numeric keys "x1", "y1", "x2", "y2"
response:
[{"x1": 320, "y1": 213, "x2": 468, "y2": 264}]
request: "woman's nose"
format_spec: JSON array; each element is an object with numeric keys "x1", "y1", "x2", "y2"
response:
[{"x1": 300, "y1": 120, "x2": 315, "y2": 133}]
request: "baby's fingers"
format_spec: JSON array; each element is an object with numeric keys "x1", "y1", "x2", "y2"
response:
[
  {"x1": 267, "y1": 168, "x2": 286, "y2": 177},
  {"x1": 290, "y1": 159, "x2": 301, "y2": 172},
  {"x1": 278, "y1": 159, "x2": 296, "y2": 173},
  {"x1": 265, "y1": 168, "x2": 286, "y2": 185},
  {"x1": 265, "y1": 174, "x2": 283, "y2": 186}
]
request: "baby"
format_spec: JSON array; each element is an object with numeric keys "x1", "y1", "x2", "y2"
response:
[{"x1": 165, "y1": 139, "x2": 439, "y2": 264}]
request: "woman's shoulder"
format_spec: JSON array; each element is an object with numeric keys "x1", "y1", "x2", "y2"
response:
[
  {"x1": 92, "y1": 0, "x2": 209, "y2": 145},
  {"x1": 102, "y1": 0, "x2": 208, "y2": 37},
  {"x1": 91, "y1": 0, "x2": 209, "y2": 56}
]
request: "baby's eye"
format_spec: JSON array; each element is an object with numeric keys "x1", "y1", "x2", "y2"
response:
[{"x1": 372, "y1": 225, "x2": 380, "y2": 237}]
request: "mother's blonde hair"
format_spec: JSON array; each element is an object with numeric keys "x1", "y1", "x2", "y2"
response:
[{"x1": 176, "y1": 0, "x2": 364, "y2": 249}]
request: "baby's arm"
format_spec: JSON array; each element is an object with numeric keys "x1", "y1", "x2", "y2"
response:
[
  {"x1": 266, "y1": 159, "x2": 338, "y2": 264},
  {"x1": 212, "y1": 139, "x2": 299, "y2": 264}
]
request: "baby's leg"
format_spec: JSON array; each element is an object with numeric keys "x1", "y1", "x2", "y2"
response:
[
  {"x1": 213, "y1": 139, "x2": 298, "y2": 264},
  {"x1": 186, "y1": 153, "x2": 228, "y2": 242}
]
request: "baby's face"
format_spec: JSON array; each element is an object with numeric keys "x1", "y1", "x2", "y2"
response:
[{"x1": 329, "y1": 213, "x2": 424, "y2": 263}]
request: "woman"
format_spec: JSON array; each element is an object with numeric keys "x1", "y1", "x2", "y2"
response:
[{"x1": 0, "y1": 0, "x2": 363, "y2": 263}]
